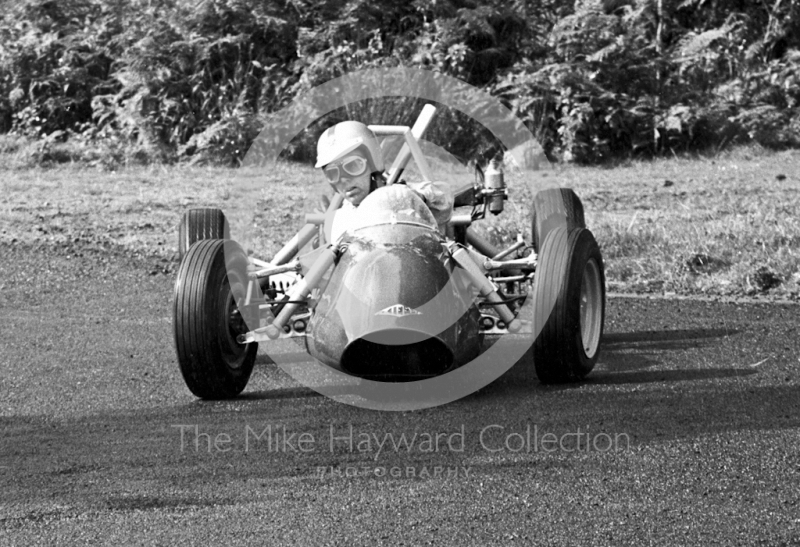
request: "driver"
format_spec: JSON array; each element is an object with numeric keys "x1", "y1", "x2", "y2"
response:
[{"x1": 315, "y1": 121, "x2": 453, "y2": 240}]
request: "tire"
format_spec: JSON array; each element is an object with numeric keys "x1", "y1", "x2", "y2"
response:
[
  {"x1": 173, "y1": 239, "x2": 256, "y2": 399},
  {"x1": 531, "y1": 188, "x2": 585, "y2": 253},
  {"x1": 178, "y1": 208, "x2": 230, "y2": 260},
  {"x1": 532, "y1": 226, "x2": 605, "y2": 383}
]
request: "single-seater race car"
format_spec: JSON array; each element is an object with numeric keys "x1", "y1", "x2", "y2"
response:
[{"x1": 173, "y1": 105, "x2": 605, "y2": 399}]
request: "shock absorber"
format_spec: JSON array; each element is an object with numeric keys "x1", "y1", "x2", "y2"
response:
[
  {"x1": 263, "y1": 244, "x2": 339, "y2": 340},
  {"x1": 447, "y1": 242, "x2": 520, "y2": 333},
  {"x1": 484, "y1": 159, "x2": 507, "y2": 215}
]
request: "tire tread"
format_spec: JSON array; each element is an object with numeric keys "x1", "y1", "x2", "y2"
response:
[
  {"x1": 532, "y1": 226, "x2": 605, "y2": 383},
  {"x1": 173, "y1": 239, "x2": 256, "y2": 398}
]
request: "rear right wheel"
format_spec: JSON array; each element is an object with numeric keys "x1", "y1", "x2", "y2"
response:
[
  {"x1": 531, "y1": 226, "x2": 605, "y2": 383},
  {"x1": 178, "y1": 208, "x2": 230, "y2": 260}
]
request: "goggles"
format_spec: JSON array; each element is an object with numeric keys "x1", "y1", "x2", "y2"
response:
[{"x1": 323, "y1": 155, "x2": 369, "y2": 183}]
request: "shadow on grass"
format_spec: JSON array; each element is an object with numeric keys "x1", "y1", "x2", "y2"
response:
[
  {"x1": 475, "y1": 326, "x2": 746, "y2": 394},
  {"x1": 236, "y1": 386, "x2": 323, "y2": 401},
  {"x1": 587, "y1": 367, "x2": 755, "y2": 385},
  {"x1": 602, "y1": 327, "x2": 738, "y2": 345},
  {"x1": 1, "y1": 321, "x2": 796, "y2": 495},
  {"x1": 592, "y1": 327, "x2": 742, "y2": 377},
  {"x1": 237, "y1": 327, "x2": 746, "y2": 400}
]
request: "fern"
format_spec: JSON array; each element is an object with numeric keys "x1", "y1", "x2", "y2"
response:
[{"x1": 1, "y1": 0, "x2": 799, "y2": 166}]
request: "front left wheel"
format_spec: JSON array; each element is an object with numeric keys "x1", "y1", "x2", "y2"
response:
[
  {"x1": 173, "y1": 239, "x2": 256, "y2": 399},
  {"x1": 531, "y1": 226, "x2": 605, "y2": 383}
]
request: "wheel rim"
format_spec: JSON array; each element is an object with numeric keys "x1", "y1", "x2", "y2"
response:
[
  {"x1": 579, "y1": 258, "x2": 602, "y2": 358},
  {"x1": 218, "y1": 273, "x2": 249, "y2": 369}
]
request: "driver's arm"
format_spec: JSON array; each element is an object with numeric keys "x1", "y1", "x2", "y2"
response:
[{"x1": 406, "y1": 180, "x2": 453, "y2": 228}]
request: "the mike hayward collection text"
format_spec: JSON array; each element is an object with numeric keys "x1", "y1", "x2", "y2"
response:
[{"x1": 172, "y1": 423, "x2": 631, "y2": 457}]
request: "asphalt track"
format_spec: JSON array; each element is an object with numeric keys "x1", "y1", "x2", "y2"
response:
[{"x1": 1, "y1": 243, "x2": 799, "y2": 545}]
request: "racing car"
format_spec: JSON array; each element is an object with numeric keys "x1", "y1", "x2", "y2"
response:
[{"x1": 173, "y1": 105, "x2": 605, "y2": 399}]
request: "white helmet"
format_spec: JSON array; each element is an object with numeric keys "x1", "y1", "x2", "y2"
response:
[{"x1": 315, "y1": 121, "x2": 384, "y2": 171}]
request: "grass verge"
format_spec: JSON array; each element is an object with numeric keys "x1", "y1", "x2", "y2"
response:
[{"x1": 1, "y1": 145, "x2": 798, "y2": 299}]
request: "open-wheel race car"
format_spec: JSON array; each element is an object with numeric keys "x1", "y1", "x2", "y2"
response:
[{"x1": 172, "y1": 105, "x2": 605, "y2": 399}]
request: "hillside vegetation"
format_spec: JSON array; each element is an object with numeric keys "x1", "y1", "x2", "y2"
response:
[{"x1": 1, "y1": 0, "x2": 798, "y2": 167}]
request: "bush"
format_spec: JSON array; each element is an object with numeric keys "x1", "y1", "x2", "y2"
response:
[
  {"x1": 0, "y1": 0, "x2": 116, "y2": 137},
  {"x1": 1, "y1": 0, "x2": 799, "y2": 167}
]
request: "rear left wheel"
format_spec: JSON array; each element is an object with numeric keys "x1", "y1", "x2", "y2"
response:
[
  {"x1": 531, "y1": 188, "x2": 585, "y2": 253},
  {"x1": 173, "y1": 239, "x2": 256, "y2": 399}
]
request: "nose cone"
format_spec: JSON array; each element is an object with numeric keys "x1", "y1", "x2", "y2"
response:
[
  {"x1": 306, "y1": 230, "x2": 477, "y2": 380},
  {"x1": 338, "y1": 236, "x2": 459, "y2": 338}
]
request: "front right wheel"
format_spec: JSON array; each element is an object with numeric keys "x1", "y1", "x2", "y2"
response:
[
  {"x1": 173, "y1": 239, "x2": 256, "y2": 398},
  {"x1": 531, "y1": 226, "x2": 605, "y2": 383}
]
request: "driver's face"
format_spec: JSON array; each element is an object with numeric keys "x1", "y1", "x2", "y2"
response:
[{"x1": 328, "y1": 155, "x2": 371, "y2": 206}]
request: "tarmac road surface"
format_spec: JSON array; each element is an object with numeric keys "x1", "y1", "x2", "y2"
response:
[{"x1": 1, "y1": 244, "x2": 799, "y2": 545}]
